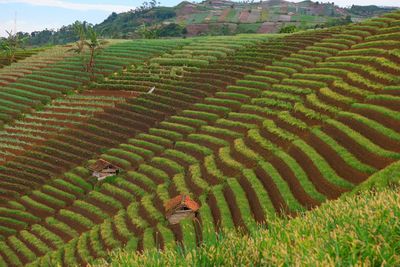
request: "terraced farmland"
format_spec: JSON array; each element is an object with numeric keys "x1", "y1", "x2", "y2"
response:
[
  {"x1": 0, "y1": 10, "x2": 399, "y2": 267},
  {"x1": 0, "y1": 46, "x2": 71, "y2": 87},
  {"x1": 0, "y1": 48, "x2": 50, "y2": 68}
]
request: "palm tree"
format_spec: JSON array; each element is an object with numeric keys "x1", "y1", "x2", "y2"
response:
[
  {"x1": 84, "y1": 26, "x2": 107, "y2": 79},
  {"x1": 69, "y1": 21, "x2": 87, "y2": 54},
  {"x1": 0, "y1": 30, "x2": 27, "y2": 64}
]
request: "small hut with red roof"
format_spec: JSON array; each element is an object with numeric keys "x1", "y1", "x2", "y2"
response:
[
  {"x1": 88, "y1": 159, "x2": 121, "y2": 180},
  {"x1": 164, "y1": 195, "x2": 200, "y2": 224}
]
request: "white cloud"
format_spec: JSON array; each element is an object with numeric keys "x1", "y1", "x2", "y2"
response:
[{"x1": 0, "y1": 0, "x2": 133, "y2": 12}]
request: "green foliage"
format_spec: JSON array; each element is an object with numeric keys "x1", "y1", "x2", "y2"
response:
[
  {"x1": 45, "y1": 217, "x2": 79, "y2": 238},
  {"x1": 157, "y1": 223, "x2": 175, "y2": 249},
  {"x1": 89, "y1": 191, "x2": 123, "y2": 209},
  {"x1": 20, "y1": 230, "x2": 51, "y2": 254},
  {"x1": 175, "y1": 141, "x2": 213, "y2": 157},
  {"x1": 20, "y1": 196, "x2": 54, "y2": 213},
  {"x1": 136, "y1": 24, "x2": 160, "y2": 39},
  {"x1": 59, "y1": 209, "x2": 94, "y2": 228},
  {"x1": 143, "y1": 228, "x2": 155, "y2": 250},
  {"x1": 77, "y1": 233, "x2": 93, "y2": 264},
  {"x1": 101, "y1": 220, "x2": 121, "y2": 249},
  {"x1": 8, "y1": 236, "x2": 36, "y2": 262},
  {"x1": 69, "y1": 21, "x2": 88, "y2": 53},
  {"x1": 139, "y1": 163, "x2": 169, "y2": 182},
  {"x1": 350, "y1": 161, "x2": 400, "y2": 194},
  {"x1": 158, "y1": 23, "x2": 186, "y2": 37},
  {"x1": 279, "y1": 25, "x2": 297, "y2": 34},
  {"x1": 31, "y1": 224, "x2": 64, "y2": 248},
  {"x1": 204, "y1": 154, "x2": 226, "y2": 182},
  {"x1": 219, "y1": 146, "x2": 243, "y2": 172},
  {"x1": 64, "y1": 172, "x2": 92, "y2": 191},
  {"x1": 164, "y1": 149, "x2": 198, "y2": 165},
  {"x1": 74, "y1": 200, "x2": 108, "y2": 219},
  {"x1": 0, "y1": 30, "x2": 27, "y2": 64},
  {"x1": 141, "y1": 195, "x2": 164, "y2": 221},
  {"x1": 212, "y1": 185, "x2": 235, "y2": 230},
  {"x1": 189, "y1": 164, "x2": 209, "y2": 191}
]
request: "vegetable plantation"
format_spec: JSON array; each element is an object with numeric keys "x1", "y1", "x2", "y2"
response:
[{"x1": 0, "y1": 9, "x2": 399, "y2": 267}]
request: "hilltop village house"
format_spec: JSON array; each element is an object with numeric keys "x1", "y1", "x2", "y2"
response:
[
  {"x1": 164, "y1": 195, "x2": 200, "y2": 224},
  {"x1": 88, "y1": 159, "x2": 121, "y2": 180}
]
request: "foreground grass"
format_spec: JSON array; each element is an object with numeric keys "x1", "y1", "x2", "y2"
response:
[{"x1": 95, "y1": 186, "x2": 400, "y2": 266}]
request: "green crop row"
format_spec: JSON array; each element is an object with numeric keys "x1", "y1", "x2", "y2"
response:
[
  {"x1": 311, "y1": 128, "x2": 376, "y2": 174},
  {"x1": 326, "y1": 120, "x2": 400, "y2": 159},
  {"x1": 189, "y1": 164, "x2": 209, "y2": 191},
  {"x1": 0, "y1": 241, "x2": 22, "y2": 266},
  {"x1": 31, "y1": 224, "x2": 64, "y2": 248},
  {"x1": 89, "y1": 191, "x2": 123, "y2": 210},
  {"x1": 339, "y1": 111, "x2": 400, "y2": 141}
]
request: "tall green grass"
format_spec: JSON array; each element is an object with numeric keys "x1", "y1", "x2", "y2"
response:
[{"x1": 96, "y1": 184, "x2": 400, "y2": 266}]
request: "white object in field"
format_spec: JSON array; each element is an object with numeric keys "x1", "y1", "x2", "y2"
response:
[
  {"x1": 147, "y1": 86, "x2": 156, "y2": 94},
  {"x1": 93, "y1": 169, "x2": 118, "y2": 180}
]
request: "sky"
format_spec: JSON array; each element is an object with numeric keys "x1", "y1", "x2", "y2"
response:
[{"x1": 0, "y1": 0, "x2": 399, "y2": 37}]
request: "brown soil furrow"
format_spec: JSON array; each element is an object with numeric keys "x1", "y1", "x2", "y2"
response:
[
  {"x1": 222, "y1": 185, "x2": 246, "y2": 230},
  {"x1": 237, "y1": 176, "x2": 265, "y2": 223},
  {"x1": 206, "y1": 193, "x2": 221, "y2": 232},
  {"x1": 338, "y1": 116, "x2": 400, "y2": 152},
  {"x1": 366, "y1": 99, "x2": 400, "y2": 111},
  {"x1": 154, "y1": 227, "x2": 165, "y2": 250},
  {"x1": 322, "y1": 124, "x2": 394, "y2": 169},
  {"x1": 269, "y1": 155, "x2": 320, "y2": 209},
  {"x1": 288, "y1": 146, "x2": 347, "y2": 199},
  {"x1": 306, "y1": 133, "x2": 368, "y2": 183}
]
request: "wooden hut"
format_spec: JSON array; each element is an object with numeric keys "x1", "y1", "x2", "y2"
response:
[
  {"x1": 88, "y1": 159, "x2": 121, "y2": 180},
  {"x1": 164, "y1": 195, "x2": 200, "y2": 225}
]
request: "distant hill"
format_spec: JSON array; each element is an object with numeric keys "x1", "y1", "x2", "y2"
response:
[
  {"x1": 19, "y1": 0, "x2": 399, "y2": 45},
  {"x1": 94, "y1": 0, "x2": 399, "y2": 38}
]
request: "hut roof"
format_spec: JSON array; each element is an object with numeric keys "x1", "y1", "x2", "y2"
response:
[
  {"x1": 164, "y1": 195, "x2": 200, "y2": 213},
  {"x1": 88, "y1": 159, "x2": 121, "y2": 172}
]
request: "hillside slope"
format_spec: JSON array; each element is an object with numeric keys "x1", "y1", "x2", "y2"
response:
[
  {"x1": 0, "y1": 10, "x2": 399, "y2": 267},
  {"x1": 96, "y1": 163, "x2": 400, "y2": 266}
]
